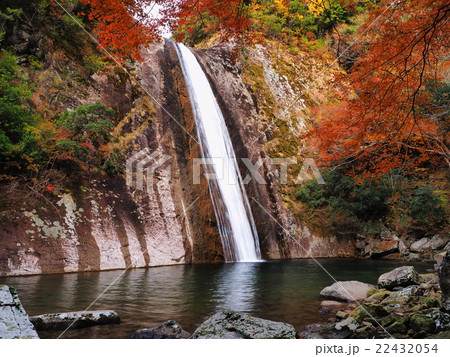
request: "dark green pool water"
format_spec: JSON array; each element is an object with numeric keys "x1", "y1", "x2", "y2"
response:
[{"x1": 0, "y1": 258, "x2": 433, "y2": 338}]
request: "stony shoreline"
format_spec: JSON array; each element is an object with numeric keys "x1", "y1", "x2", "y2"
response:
[{"x1": 300, "y1": 253, "x2": 450, "y2": 339}]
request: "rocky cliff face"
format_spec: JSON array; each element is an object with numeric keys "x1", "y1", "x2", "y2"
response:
[{"x1": 0, "y1": 27, "x2": 356, "y2": 276}]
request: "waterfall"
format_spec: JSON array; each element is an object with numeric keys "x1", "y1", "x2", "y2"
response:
[{"x1": 175, "y1": 43, "x2": 261, "y2": 262}]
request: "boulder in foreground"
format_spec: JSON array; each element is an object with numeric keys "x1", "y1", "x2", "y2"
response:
[
  {"x1": 0, "y1": 285, "x2": 39, "y2": 339},
  {"x1": 319, "y1": 281, "x2": 375, "y2": 302},
  {"x1": 30, "y1": 310, "x2": 120, "y2": 330},
  {"x1": 130, "y1": 320, "x2": 191, "y2": 339},
  {"x1": 378, "y1": 266, "x2": 420, "y2": 290},
  {"x1": 190, "y1": 310, "x2": 297, "y2": 339}
]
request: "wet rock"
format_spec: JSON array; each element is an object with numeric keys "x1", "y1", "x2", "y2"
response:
[
  {"x1": 380, "y1": 227, "x2": 399, "y2": 241},
  {"x1": 190, "y1": 310, "x2": 297, "y2": 339},
  {"x1": 0, "y1": 285, "x2": 39, "y2": 339},
  {"x1": 130, "y1": 320, "x2": 190, "y2": 339},
  {"x1": 398, "y1": 240, "x2": 409, "y2": 255},
  {"x1": 434, "y1": 251, "x2": 447, "y2": 267},
  {"x1": 320, "y1": 281, "x2": 375, "y2": 302},
  {"x1": 444, "y1": 242, "x2": 450, "y2": 251},
  {"x1": 386, "y1": 321, "x2": 407, "y2": 334},
  {"x1": 429, "y1": 234, "x2": 450, "y2": 250},
  {"x1": 351, "y1": 303, "x2": 389, "y2": 323},
  {"x1": 367, "y1": 289, "x2": 391, "y2": 301},
  {"x1": 410, "y1": 314, "x2": 435, "y2": 333},
  {"x1": 438, "y1": 252, "x2": 450, "y2": 311},
  {"x1": 30, "y1": 310, "x2": 120, "y2": 330},
  {"x1": 319, "y1": 300, "x2": 346, "y2": 313},
  {"x1": 378, "y1": 266, "x2": 420, "y2": 290},
  {"x1": 410, "y1": 238, "x2": 430, "y2": 252},
  {"x1": 335, "y1": 317, "x2": 359, "y2": 332},
  {"x1": 429, "y1": 310, "x2": 450, "y2": 332},
  {"x1": 407, "y1": 253, "x2": 421, "y2": 261},
  {"x1": 336, "y1": 311, "x2": 348, "y2": 320},
  {"x1": 354, "y1": 324, "x2": 376, "y2": 338},
  {"x1": 420, "y1": 273, "x2": 439, "y2": 284},
  {"x1": 382, "y1": 285, "x2": 418, "y2": 305},
  {"x1": 367, "y1": 240, "x2": 399, "y2": 258}
]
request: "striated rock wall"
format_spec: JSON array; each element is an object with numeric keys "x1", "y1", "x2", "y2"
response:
[
  {"x1": 0, "y1": 285, "x2": 39, "y2": 338},
  {"x1": 0, "y1": 36, "x2": 356, "y2": 277},
  {"x1": 194, "y1": 43, "x2": 356, "y2": 260}
]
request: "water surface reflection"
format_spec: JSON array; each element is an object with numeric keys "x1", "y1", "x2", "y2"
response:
[{"x1": 0, "y1": 259, "x2": 432, "y2": 338}]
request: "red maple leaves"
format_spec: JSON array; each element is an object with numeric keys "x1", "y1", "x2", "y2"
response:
[{"x1": 309, "y1": 0, "x2": 450, "y2": 177}]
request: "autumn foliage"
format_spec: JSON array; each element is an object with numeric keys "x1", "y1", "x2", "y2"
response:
[
  {"x1": 51, "y1": 0, "x2": 254, "y2": 61},
  {"x1": 308, "y1": 0, "x2": 450, "y2": 177}
]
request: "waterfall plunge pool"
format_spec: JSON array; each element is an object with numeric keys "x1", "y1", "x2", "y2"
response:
[{"x1": 0, "y1": 258, "x2": 432, "y2": 338}]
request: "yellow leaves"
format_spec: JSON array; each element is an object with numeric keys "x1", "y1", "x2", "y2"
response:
[
  {"x1": 307, "y1": 0, "x2": 329, "y2": 16},
  {"x1": 273, "y1": 0, "x2": 289, "y2": 17}
]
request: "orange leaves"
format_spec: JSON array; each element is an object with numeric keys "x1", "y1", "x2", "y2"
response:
[
  {"x1": 168, "y1": 0, "x2": 255, "y2": 46},
  {"x1": 49, "y1": 1, "x2": 255, "y2": 61},
  {"x1": 309, "y1": 0, "x2": 450, "y2": 177}
]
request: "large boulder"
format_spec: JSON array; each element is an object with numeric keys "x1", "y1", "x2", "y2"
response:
[
  {"x1": 409, "y1": 234, "x2": 448, "y2": 253},
  {"x1": 320, "y1": 281, "x2": 375, "y2": 302},
  {"x1": 378, "y1": 266, "x2": 420, "y2": 290},
  {"x1": 190, "y1": 310, "x2": 297, "y2": 339},
  {"x1": 438, "y1": 252, "x2": 450, "y2": 311},
  {"x1": 130, "y1": 320, "x2": 191, "y2": 339},
  {"x1": 381, "y1": 285, "x2": 418, "y2": 305},
  {"x1": 0, "y1": 285, "x2": 39, "y2": 339},
  {"x1": 410, "y1": 238, "x2": 431, "y2": 252},
  {"x1": 30, "y1": 310, "x2": 120, "y2": 330},
  {"x1": 366, "y1": 239, "x2": 398, "y2": 258},
  {"x1": 429, "y1": 234, "x2": 450, "y2": 250}
]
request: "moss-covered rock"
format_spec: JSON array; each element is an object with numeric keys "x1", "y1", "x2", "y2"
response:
[
  {"x1": 368, "y1": 290, "x2": 391, "y2": 301},
  {"x1": 410, "y1": 314, "x2": 435, "y2": 333},
  {"x1": 190, "y1": 310, "x2": 297, "y2": 339},
  {"x1": 386, "y1": 321, "x2": 407, "y2": 334},
  {"x1": 350, "y1": 303, "x2": 388, "y2": 323}
]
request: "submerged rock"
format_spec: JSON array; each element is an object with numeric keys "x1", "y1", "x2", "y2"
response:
[
  {"x1": 378, "y1": 266, "x2": 420, "y2": 290},
  {"x1": 0, "y1": 285, "x2": 39, "y2": 339},
  {"x1": 30, "y1": 310, "x2": 120, "y2": 330},
  {"x1": 130, "y1": 320, "x2": 190, "y2": 339},
  {"x1": 319, "y1": 281, "x2": 375, "y2": 302},
  {"x1": 190, "y1": 310, "x2": 297, "y2": 339},
  {"x1": 319, "y1": 300, "x2": 346, "y2": 313}
]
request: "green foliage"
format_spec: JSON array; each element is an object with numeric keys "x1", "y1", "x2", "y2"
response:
[
  {"x1": 0, "y1": 50, "x2": 34, "y2": 159},
  {"x1": 57, "y1": 102, "x2": 114, "y2": 150},
  {"x1": 297, "y1": 167, "x2": 448, "y2": 235},
  {"x1": 425, "y1": 80, "x2": 450, "y2": 138},
  {"x1": 0, "y1": 7, "x2": 23, "y2": 43},
  {"x1": 304, "y1": 0, "x2": 352, "y2": 36},
  {"x1": 409, "y1": 186, "x2": 446, "y2": 229},
  {"x1": 83, "y1": 54, "x2": 107, "y2": 74},
  {"x1": 297, "y1": 170, "x2": 391, "y2": 220}
]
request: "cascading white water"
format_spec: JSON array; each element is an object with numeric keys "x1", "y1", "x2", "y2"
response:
[{"x1": 175, "y1": 43, "x2": 261, "y2": 262}]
